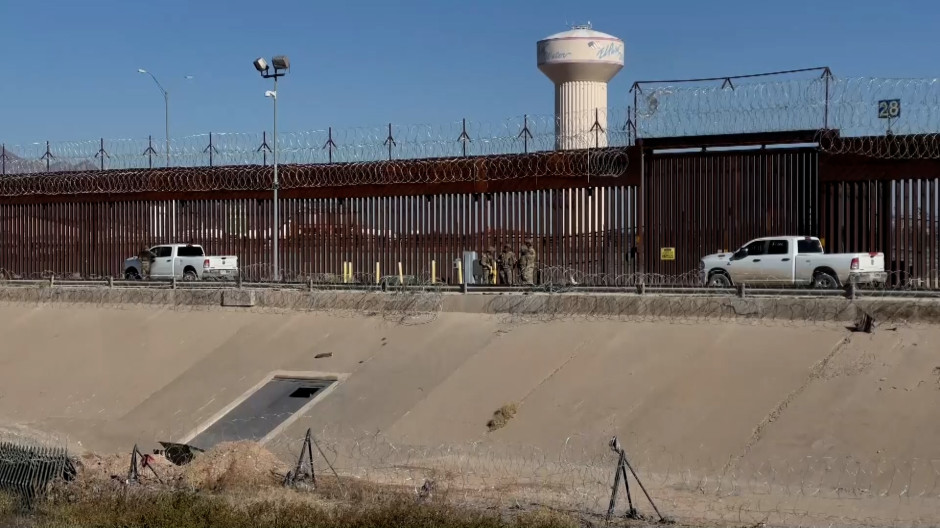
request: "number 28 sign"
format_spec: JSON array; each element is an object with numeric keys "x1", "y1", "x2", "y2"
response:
[{"x1": 878, "y1": 99, "x2": 901, "y2": 119}]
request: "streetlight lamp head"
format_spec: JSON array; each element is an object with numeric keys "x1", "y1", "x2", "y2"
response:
[
  {"x1": 272, "y1": 55, "x2": 290, "y2": 71},
  {"x1": 138, "y1": 69, "x2": 147, "y2": 73},
  {"x1": 253, "y1": 57, "x2": 269, "y2": 73}
]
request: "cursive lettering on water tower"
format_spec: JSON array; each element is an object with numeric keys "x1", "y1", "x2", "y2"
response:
[
  {"x1": 589, "y1": 41, "x2": 624, "y2": 61},
  {"x1": 538, "y1": 42, "x2": 572, "y2": 62}
]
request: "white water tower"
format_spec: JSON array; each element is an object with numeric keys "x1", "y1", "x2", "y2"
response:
[{"x1": 537, "y1": 24, "x2": 625, "y2": 150}]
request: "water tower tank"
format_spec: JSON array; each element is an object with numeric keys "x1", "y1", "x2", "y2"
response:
[{"x1": 537, "y1": 24, "x2": 624, "y2": 150}]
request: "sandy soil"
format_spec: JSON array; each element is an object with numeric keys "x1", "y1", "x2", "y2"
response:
[{"x1": 1, "y1": 301, "x2": 938, "y2": 527}]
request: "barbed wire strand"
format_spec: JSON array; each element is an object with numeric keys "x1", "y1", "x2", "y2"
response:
[
  {"x1": 1, "y1": 76, "x2": 939, "y2": 182},
  {"x1": 1, "y1": 269, "x2": 940, "y2": 331},
  {"x1": 0, "y1": 107, "x2": 630, "y2": 178}
]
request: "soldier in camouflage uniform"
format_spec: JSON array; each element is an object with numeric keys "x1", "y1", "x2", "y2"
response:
[
  {"x1": 497, "y1": 244, "x2": 516, "y2": 286},
  {"x1": 479, "y1": 246, "x2": 496, "y2": 284},
  {"x1": 137, "y1": 246, "x2": 155, "y2": 279},
  {"x1": 517, "y1": 246, "x2": 530, "y2": 285},
  {"x1": 520, "y1": 238, "x2": 537, "y2": 285}
]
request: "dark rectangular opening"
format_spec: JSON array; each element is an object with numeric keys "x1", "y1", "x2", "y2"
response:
[
  {"x1": 189, "y1": 377, "x2": 334, "y2": 450},
  {"x1": 289, "y1": 387, "x2": 321, "y2": 398}
]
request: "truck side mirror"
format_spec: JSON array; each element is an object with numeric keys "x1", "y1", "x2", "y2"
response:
[{"x1": 732, "y1": 248, "x2": 748, "y2": 260}]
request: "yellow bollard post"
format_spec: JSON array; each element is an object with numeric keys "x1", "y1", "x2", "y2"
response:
[
  {"x1": 457, "y1": 260, "x2": 463, "y2": 285},
  {"x1": 375, "y1": 262, "x2": 380, "y2": 284},
  {"x1": 431, "y1": 260, "x2": 436, "y2": 284},
  {"x1": 492, "y1": 266, "x2": 497, "y2": 285},
  {"x1": 347, "y1": 261, "x2": 353, "y2": 283},
  {"x1": 398, "y1": 262, "x2": 404, "y2": 286}
]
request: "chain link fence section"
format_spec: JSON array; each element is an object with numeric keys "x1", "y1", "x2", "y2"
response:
[{"x1": 633, "y1": 74, "x2": 940, "y2": 142}]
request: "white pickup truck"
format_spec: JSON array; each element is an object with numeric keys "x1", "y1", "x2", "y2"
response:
[
  {"x1": 123, "y1": 244, "x2": 239, "y2": 281},
  {"x1": 699, "y1": 236, "x2": 887, "y2": 289}
]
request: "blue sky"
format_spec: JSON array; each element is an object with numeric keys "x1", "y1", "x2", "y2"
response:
[{"x1": 0, "y1": 0, "x2": 936, "y2": 144}]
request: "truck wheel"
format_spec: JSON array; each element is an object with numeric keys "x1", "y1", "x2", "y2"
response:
[
  {"x1": 812, "y1": 272, "x2": 839, "y2": 289},
  {"x1": 125, "y1": 269, "x2": 141, "y2": 280},
  {"x1": 182, "y1": 269, "x2": 198, "y2": 281},
  {"x1": 707, "y1": 272, "x2": 731, "y2": 288}
]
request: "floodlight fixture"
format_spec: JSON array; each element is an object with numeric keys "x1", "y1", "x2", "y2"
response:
[
  {"x1": 253, "y1": 57, "x2": 269, "y2": 73},
  {"x1": 271, "y1": 55, "x2": 290, "y2": 71}
]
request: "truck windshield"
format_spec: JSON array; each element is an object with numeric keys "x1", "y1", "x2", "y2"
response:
[{"x1": 797, "y1": 239, "x2": 823, "y2": 253}]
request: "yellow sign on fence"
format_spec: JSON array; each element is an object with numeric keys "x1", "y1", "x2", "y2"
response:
[{"x1": 660, "y1": 247, "x2": 676, "y2": 261}]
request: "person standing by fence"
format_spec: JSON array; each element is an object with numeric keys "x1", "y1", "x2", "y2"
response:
[
  {"x1": 497, "y1": 244, "x2": 516, "y2": 286},
  {"x1": 479, "y1": 246, "x2": 496, "y2": 285},
  {"x1": 521, "y1": 238, "x2": 537, "y2": 285},
  {"x1": 138, "y1": 246, "x2": 155, "y2": 279}
]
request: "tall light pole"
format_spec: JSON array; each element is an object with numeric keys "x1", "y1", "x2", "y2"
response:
[
  {"x1": 138, "y1": 69, "x2": 193, "y2": 167},
  {"x1": 138, "y1": 69, "x2": 192, "y2": 239},
  {"x1": 137, "y1": 69, "x2": 170, "y2": 167},
  {"x1": 253, "y1": 55, "x2": 290, "y2": 282}
]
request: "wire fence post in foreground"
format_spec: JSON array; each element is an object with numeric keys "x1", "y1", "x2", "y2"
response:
[
  {"x1": 606, "y1": 439, "x2": 637, "y2": 521},
  {"x1": 127, "y1": 444, "x2": 140, "y2": 483},
  {"x1": 606, "y1": 436, "x2": 668, "y2": 524},
  {"x1": 127, "y1": 444, "x2": 162, "y2": 485},
  {"x1": 284, "y1": 428, "x2": 317, "y2": 489}
]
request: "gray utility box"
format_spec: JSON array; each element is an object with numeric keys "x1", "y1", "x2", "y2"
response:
[{"x1": 458, "y1": 250, "x2": 480, "y2": 285}]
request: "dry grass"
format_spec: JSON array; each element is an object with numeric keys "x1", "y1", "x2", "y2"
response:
[
  {"x1": 182, "y1": 441, "x2": 288, "y2": 492},
  {"x1": 6, "y1": 486, "x2": 583, "y2": 528},
  {"x1": 0, "y1": 492, "x2": 15, "y2": 516},
  {"x1": 0, "y1": 440, "x2": 683, "y2": 528},
  {"x1": 487, "y1": 403, "x2": 519, "y2": 432},
  {"x1": 0, "y1": 440, "x2": 585, "y2": 528}
]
